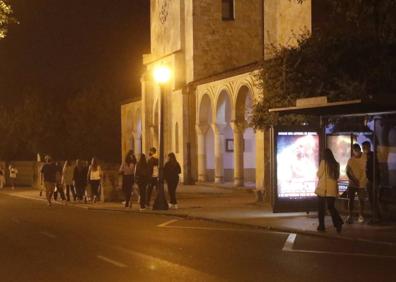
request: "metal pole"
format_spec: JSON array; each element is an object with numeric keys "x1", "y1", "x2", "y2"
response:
[
  {"x1": 372, "y1": 117, "x2": 379, "y2": 222},
  {"x1": 153, "y1": 84, "x2": 169, "y2": 210}
]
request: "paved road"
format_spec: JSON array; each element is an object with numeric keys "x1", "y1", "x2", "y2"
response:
[{"x1": 1, "y1": 193, "x2": 396, "y2": 282}]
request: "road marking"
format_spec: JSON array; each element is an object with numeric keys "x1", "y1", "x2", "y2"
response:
[
  {"x1": 97, "y1": 255, "x2": 127, "y2": 268},
  {"x1": 157, "y1": 219, "x2": 179, "y2": 227},
  {"x1": 157, "y1": 218, "x2": 286, "y2": 234},
  {"x1": 40, "y1": 231, "x2": 56, "y2": 239},
  {"x1": 283, "y1": 233, "x2": 396, "y2": 259},
  {"x1": 112, "y1": 246, "x2": 220, "y2": 280},
  {"x1": 283, "y1": 233, "x2": 297, "y2": 251}
]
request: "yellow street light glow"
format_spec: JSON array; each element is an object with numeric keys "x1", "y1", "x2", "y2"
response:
[{"x1": 153, "y1": 66, "x2": 171, "y2": 84}]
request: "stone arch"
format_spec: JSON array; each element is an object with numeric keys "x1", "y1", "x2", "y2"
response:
[
  {"x1": 199, "y1": 93, "x2": 213, "y2": 125},
  {"x1": 235, "y1": 84, "x2": 256, "y2": 185},
  {"x1": 215, "y1": 89, "x2": 233, "y2": 182}
]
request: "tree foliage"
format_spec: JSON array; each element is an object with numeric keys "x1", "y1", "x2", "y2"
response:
[
  {"x1": 252, "y1": 0, "x2": 396, "y2": 128},
  {"x1": 0, "y1": 86, "x2": 121, "y2": 162},
  {"x1": 0, "y1": 0, "x2": 16, "y2": 39}
]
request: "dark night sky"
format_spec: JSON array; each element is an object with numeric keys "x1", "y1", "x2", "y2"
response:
[{"x1": 0, "y1": 0, "x2": 150, "y2": 104}]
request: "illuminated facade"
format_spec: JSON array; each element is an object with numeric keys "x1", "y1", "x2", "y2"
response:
[{"x1": 121, "y1": 0, "x2": 311, "y2": 191}]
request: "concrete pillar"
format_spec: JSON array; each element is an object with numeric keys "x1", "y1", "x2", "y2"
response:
[
  {"x1": 196, "y1": 124, "x2": 209, "y2": 182},
  {"x1": 213, "y1": 123, "x2": 226, "y2": 184},
  {"x1": 231, "y1": 121, "x2": 245, "y2": 187}
]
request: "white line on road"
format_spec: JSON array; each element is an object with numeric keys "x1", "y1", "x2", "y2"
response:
[
  {"x1": 40, "y1": 231, "x2": 56, "y2": 239},
  {"x1": 283, "y1": 233, "x2": 297, "y2": 251},
  {"x1": 283, "y1": 233, "x2": 396, "y2": 259},
  {"x1": 157, "y1": 219, "x2": 179, "y2": 227},
  {"x1": 97, "y1": 255, "x2": 127, "y2": 268}
]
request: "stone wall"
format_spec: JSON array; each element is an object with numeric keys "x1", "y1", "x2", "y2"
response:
[{"x1": 192, "y1": 0, "x2": 263, "y2": 80}]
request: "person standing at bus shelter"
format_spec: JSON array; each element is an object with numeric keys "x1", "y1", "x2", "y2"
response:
[{"x1": 346, "y1": 143, "x2": 368, "y2": 224}]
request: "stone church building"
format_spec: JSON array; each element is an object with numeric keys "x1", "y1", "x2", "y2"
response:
[{"x1": 121, "y1": 0, "x2": 311, "y2": 192}]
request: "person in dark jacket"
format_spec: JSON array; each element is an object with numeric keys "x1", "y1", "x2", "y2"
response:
[
  {"x1": 119, "y1": 150, "x2": 137, "y2": 208},
  {"x1": 73, "y1": 159, "x2": 88, "y2": 202},
  {"x1": 146, "y1": 147, "x2": 159, "y2": 207},
  {"x1": 362, "y1": 141, "x2": 381, "y2": 221},
  {"x1": 135, "y1": 154, "x2": 150, "y2": 210},
  {"x1": 164, "y1": 152, "x2": 181, "y2": 209}
]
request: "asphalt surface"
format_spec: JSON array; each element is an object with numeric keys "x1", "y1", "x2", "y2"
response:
[{"x1": 1, "y1": 193, "x2": 396, "y2": 282}]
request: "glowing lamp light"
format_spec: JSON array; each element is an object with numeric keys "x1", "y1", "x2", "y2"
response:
[{"x1": 153, "y1": 66, "x2": 171, "y2": 84}]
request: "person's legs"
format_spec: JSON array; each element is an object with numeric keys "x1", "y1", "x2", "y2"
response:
[
  {"x1": 347, "y1": 187, "x2": 356, "y2": 222},
  {"x1": 91, "y1": 181, "x2": 100, "y2": 202},
  {"x1": 66, "y1": 185, "x2": 71, "y2": 201},
  {"x1": 139, "y1": 183, "x2": 146, "y2": 209},
  {"x1": 168, "y1": 181, "x2": 177, "y2": 205},
  {"x1": 123, "y1": 186, "x2": 132, "y2": 207},
  {"x1": 57, "y1": 183, "x2": 66, "y2": 200},
  {"x1": 326, "y1": 197, "x2": 343, "y2": 228},
  {"x1": 317, "y1": 196, "x2": 326, "y2": 230},
  {"x1": 357, "y1": 189, "x2": 365, "y2": 221},
  {"x1": 146, "y1": 178, "x2": 158, "y2": 206},
  {"x1": 45, "y1": 182, "x2": 54, "y2": 206}
]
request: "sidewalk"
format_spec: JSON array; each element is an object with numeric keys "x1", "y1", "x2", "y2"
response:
[{"x1": 2, "y1": 185, "x2": 396, "y2": 245}]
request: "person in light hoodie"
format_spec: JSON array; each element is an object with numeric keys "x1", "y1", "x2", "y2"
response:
[{"x1": 315, "y1": 148, "x2": 343, "y2": 233}]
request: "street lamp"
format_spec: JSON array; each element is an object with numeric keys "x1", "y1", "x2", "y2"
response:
[{"x1": 152, "y1": 65, "x2": 171, "y2": 210}]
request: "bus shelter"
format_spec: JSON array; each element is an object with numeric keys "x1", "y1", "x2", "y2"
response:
[{"x1": 268, "y1": 96, "x2": 396, "y2": 219}]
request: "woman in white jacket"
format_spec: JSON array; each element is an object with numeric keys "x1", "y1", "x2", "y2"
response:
[{"x1": 315, "y1": 148, "x2": 343, "y2": 233}]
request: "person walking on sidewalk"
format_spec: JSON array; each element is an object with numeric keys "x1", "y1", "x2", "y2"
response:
[
  {"x1": 346, "y1": 143, "x2": 368, "y2": 224},
  {"x1": 63, "y1": 160, "x2": 76, "y2": 201},
  {"x1": 0, "y1": 165, "x2": 5, "y2": 189},
  {"x1": 8, "y1": 164, "x2": 18, "y2": 190},
  {"x1": 135, "y1": 154, "x2": 150, "y2": 210},
  {"x1": 119, "y1": 151, "x2": 137, "y2": 208},
  {"x1": 315, "y1": 148, "x2": 343, "y2": 233},
  {"x1": 146, "y1": 147, "x2": 159, "y2": 207},
  {"x1": 73, "y1": 159, "x2": 88, "y2": 202},
  {"x1": 87, "y1": 158, "x2": 102, "y2": 203},
  {"x1": 41, "y1": 155, "x2": 57, "y2": 207},
  {"x1": 54, "y1": 161, "x2": 66, "y2": 202},
  {"x1": 164, "y1": 152, "x2": 181, "y2": 209}
]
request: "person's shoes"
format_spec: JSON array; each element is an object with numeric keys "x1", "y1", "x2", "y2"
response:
[
  {"x1": 39, "y1": 190, "x2": 43, "y2": 197},
  {"x1": 93, "y1": 196, "x2": 97, "y2": 203},
  {"x1": 173, "y1": 204, "x2": 178, "y2": 209},
  {"x1": 346, "y1": 216, "x2": 354, "y2": 224},
  {"x1": 317, "y1": 226, "x2": 325, "y2": 232},
  {"x1": 358, "y1": 215, "x2": 365, "y2": 223},
  {"x1": 168, "y1": 203, "x2": 173, "y2": 209}
]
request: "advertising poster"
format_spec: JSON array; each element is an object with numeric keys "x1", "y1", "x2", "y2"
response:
[{"x1": 276, "y1": 132, "x2": 319, "y2": 199}]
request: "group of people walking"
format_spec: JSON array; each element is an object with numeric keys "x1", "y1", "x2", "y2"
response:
[
  {"x1": 40, "y1": 156, "x2": 103, "y2": 207},
  {"x1": 39, "y1": 146, "x2": 181, "y2": 209},
  {"x1": 315, "y1": 141, "x2": 378, "y2": 233},
  {"x1": 119, "y1": 147, "x2": 181, "y2": 210}
]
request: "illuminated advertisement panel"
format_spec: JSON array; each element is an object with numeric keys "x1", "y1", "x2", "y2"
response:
[{"x1": 276, "y1": 132, "x2": 319, "y2": 199}]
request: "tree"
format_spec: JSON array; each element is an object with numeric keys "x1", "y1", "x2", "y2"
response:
[
  {"x1": 252, "y1": 0, "x2": 396, "y2": 128},
  {"x1": 0, "y1": 0, "x2": 16, "y2": 39},
  {"x1": 65, "y1": 85, "x2": 121, "y2": 162}
]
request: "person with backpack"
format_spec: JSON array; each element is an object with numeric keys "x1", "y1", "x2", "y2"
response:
[
  {"x1": 119, "y1": 150, "x2": 137, "y2": 208},
  {"x1": 164, "y1": 152, "x2": 181, "y2": 209},
  {"x1": 315, "y1": 148, "x2": 343, "y2": 233}
]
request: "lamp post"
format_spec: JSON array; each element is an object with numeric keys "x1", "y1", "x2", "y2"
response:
[{"x1": 152, "y1": 66, "x2": 171, "y2": 210}]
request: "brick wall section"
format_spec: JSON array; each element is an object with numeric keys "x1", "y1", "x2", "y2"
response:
[{"x1": 193, "y1": 0, "x2": 263, "y2": 80}]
